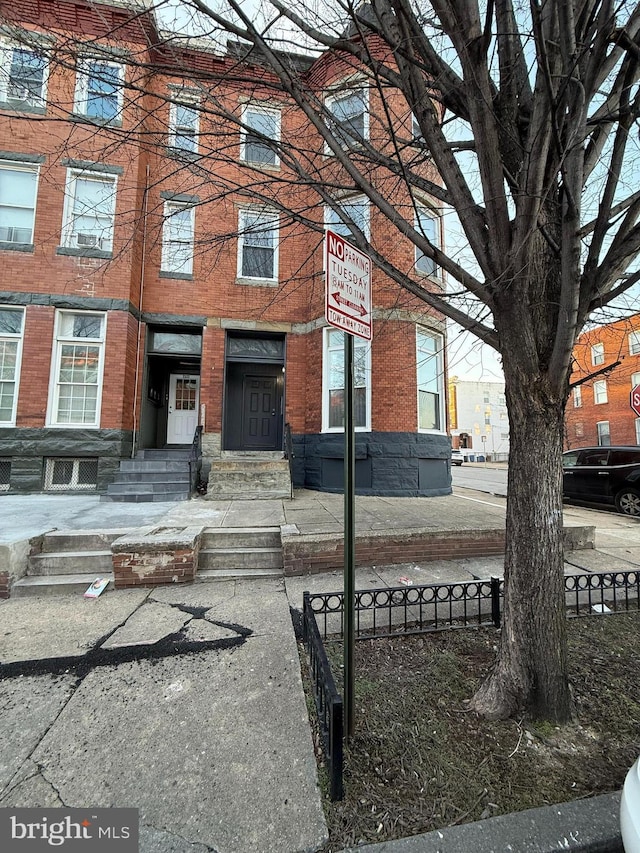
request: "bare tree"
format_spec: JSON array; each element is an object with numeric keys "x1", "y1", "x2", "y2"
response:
[{"x1": 4, "y1": 0, "x2": 640, "y2": 720}]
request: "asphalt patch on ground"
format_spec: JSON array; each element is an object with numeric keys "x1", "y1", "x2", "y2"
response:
[{"x1": 0, "y1": 600, "x2": 253, "y2": 681}]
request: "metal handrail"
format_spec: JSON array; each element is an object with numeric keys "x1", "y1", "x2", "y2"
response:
[
  {"x1": 284, "y1": 422, "x2": 294, "y2": 500},
  {"x1": 188, "y1": 425, "x2": 203, "y2": 495}
]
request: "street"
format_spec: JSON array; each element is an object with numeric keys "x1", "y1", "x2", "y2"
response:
[{"x1": 452, "y1": 463, "x2": 508, "y2": 496}]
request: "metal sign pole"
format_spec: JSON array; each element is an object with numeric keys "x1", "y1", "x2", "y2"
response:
[{"x1": 344, "y1": 331, "x2": 355, "y2": 741}]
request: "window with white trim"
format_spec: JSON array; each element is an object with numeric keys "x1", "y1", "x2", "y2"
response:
[
  {"x1": 48, "y1": 311, "x2": 105, "y2": 427},
  {"x1": 169, "y1": 102, "x2": 199, "y2": 153},
  {"x1": 593, "y1": 379, "x2": 608, "y2": 404},
  {"x1": 596, "y1": 421, "x2": 610, "y2": 446},
  {"x1": 417, "y1": 327, "x2": 445, "y2": 431},
  {"x1": 323, "y1": 327, "x2": 370, "y2": 431},
  {"x1": 591, "y1": 342, "x2": 605, "y2": 366},
  {"x1": 632, "y1": 371, "x2": 640, "y2": 389},
  {"x1": 629, "y1": 331, "x2": 640, "y2": 356},
  {"x1": 325, "y1": 195, "x2": 369, "y2": 239},
  {"x1": 0, "y1": 162, "x2": 39, "y2": 244},
  {"x1": 326, "y1": 86, "x2": 368, "y2": 149},
  {"x1": 573, "y1": 385, "x2": 582, "y2": 407},
  {"x1": 0, "y1": 41, "x2": 47, "y2": 108},
  {"x1": 415, "y1": 206, "x2": 439, "y2": 277},
  {"x1": 74, "y1": 59, "x2": 123, "y2": 123},
  {"x1": 237, "y1": 209, "x2": 278, "y2": 281},
  {"x1": 0, "y1": 306, "x2": 24, "y2": 424},
  {"x1": 241, "y1": 104, "x2": 280, "y2": 166},
  {"x1": 161, "y1": 202, "x2": 194, "y2": 275},
  {"x1": 61, "y1": 170, "x2": 116, "y2": 252},
  {"x1": 636, "y1": 418, "x2": 640, "y2": 445}
]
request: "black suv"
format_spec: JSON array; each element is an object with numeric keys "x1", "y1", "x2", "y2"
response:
[{"x1": 563, "y1": 446, "x2": 640, "y2": 516}]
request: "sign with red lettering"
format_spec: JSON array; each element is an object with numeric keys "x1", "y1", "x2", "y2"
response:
[
  {"x1": 631, "y1": 384, "x2": 640, "y2": 417},
  {"x1": 325, "y1": 230, "x2": 372, "y2": 341}
]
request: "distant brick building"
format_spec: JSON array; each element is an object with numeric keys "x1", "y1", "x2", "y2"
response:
[
  {"x1": 564, "y1": 314, "x2": 640, "y2": 448},
  {"x1": 0, "y1": 0, "x2": 451, "y2": 497}
]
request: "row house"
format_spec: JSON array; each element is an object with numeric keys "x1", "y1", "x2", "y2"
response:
[
  {"x1": 565, "y1": 314, "x2": 640, "y2": 448},
  {"x1": 0, "y1": 0, "x2": 451, "y2": 498}
]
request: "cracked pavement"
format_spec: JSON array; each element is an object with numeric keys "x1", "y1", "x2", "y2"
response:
[{"x1": 0, "y1": 581, "x2": 328, "y2": 853}]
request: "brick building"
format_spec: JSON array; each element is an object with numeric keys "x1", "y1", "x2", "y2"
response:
[
  {"x1": 0, "y1": 0, "x2": 451, "y2": 498},
  {"x1": 565, "y1": 314, "x2": 640, "y2": 448}
]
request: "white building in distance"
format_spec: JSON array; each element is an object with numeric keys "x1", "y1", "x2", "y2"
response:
[{"x1": 448, "y1": 379, "x2": 510, "y2": 462}]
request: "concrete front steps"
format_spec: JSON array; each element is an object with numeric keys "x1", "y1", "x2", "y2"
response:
[
  {"x1": 197, "y1": 527, "x2": 284, "y2": 581},
  {"x1": 206, "y1": 452, "x2": 291, "y2": 500},
  {"x1": 102, "y1": 448, "x2": 192, "y2": 503},
  {"x1": 11, "y1": 529, "x2": 131, "y2": 597}
]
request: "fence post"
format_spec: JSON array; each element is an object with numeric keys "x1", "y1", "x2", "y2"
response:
[{"x1": 490, "y1": 576, "x2": 501, "y2": 627}]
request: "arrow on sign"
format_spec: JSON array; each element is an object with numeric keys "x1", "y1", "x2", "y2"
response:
[{"x1": 332, "y1": 292, "x2": 368, "y2": 316}]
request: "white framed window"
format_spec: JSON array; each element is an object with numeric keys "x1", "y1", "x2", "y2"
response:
[
  {"x1": 169, "y1": 102, "x2": 199, "y2": 153},
  {"x1": 593, "y1": 379, "x2": 608, "y2": 404},
  {"x1": 417, "y1": 327, "x2": 445, "y2": 432},
  {"x1": 0, "y1": 162, "x2": 39, "y2": 244},
  {"x1": 326, "y1": 85, "x2": 368, "y2": 149},
  {"x1": 596, "y1": 421, "x2": 610, "y2": 446},
  {"x1": 573, "y1": 385, "x2": 582, "y2": 407},
  {"x1": 237, "y1": 209, "x2": 278, "y2": 282},
  {"x1": 629, "y1": 331, "x2": 640, "y2": 356},
  {"x1": 632, "y1": 371, "x2": 640, "y2": 389},
  {"x1": 241, "y1": 104, "x2": 281, "y2": 166},
  {"x1": 591, "y1": 342, "x2": 605, "y2": 366},
  {"x1": 61, "y1": 170, "x2": 116, "y2": 252},
  {"x1": 325, "y1": 195, "x2": 370, "y2": 240},
  {"x1": 47, "y1": 311, "x2": 106, "y2": 427},
  {"x1": 0, "y1": 306, "x2": 24, "y2": 425},
  {"x1": 161, "y1": 203, "x2": 194, "y2": 275},
  {"x1": 636, "y1": 418, "x2": 640, "y2": 445},
  {"x1": 44, "y1": 457, "x2": 98, "y2": 491},
  {"x1": 0, "y1": 41, "x2": 47, "y2": 108},
  {"x1": 415, "y1": 206, "x2": 439, "y2": 277},
  {"x1": 322, "y1": 327, "x2": 371, "y2": 431},
  {"x1": 74, "y1": 59, "x2": 123, "y2": 123}
]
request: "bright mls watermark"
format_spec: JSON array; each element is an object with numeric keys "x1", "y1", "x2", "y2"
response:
[{"x1": 1, "y1": 809, "x2": 138, "y2": 852}]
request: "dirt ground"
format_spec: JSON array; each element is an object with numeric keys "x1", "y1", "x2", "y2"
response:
[{"x1": 307, "y1": 611, "x2": 640, "y2": 852}]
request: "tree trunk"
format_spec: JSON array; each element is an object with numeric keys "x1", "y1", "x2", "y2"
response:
[{"x1": 469, "y1": 370, "x2": 573, "y2": 722}]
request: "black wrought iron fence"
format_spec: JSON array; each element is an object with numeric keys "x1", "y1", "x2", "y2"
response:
[
  {"x1": 302, "y1": 592, "x2": 343, "y2": 800},
  {"x1": 284, "y1": 422, "x2": 294, "y2": 500}
]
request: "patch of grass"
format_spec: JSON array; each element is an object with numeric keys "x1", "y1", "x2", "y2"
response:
[{"x1": 307, "y1": 613, "x2": 640, "y2": 852}]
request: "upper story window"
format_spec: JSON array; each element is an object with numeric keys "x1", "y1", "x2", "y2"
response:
[
  {"x1": 323, "y1": 327, "x2": 370, "y2": 431},
  {"x1": 629, "y1": 331, "x2": 640, "y2": 356},
  {"x1": 593, "y1": 379, "x2": 608, "y2": 404},
  {"x1": 47, "y1": 311, "x2": 106, "y2": 427},
  {"x1": 325, "y1": 195, "x2": 370, "y2": 240},
  {"x1": 75, "y1": 59, "x2": 123, "y2": 123},
  {"x1": 0, "y1": 306, "x2": 25, "y2": 425},
  {"x1": 573, "y1": 385, "x2": 582, "y2": 407},
  {"x1": 169, "y1": 102, "x2": 199, "y2": 154},
  {"x1": 326, "y1": 86, "x2": 368, "y2": 149},
  {"x1": 591, "y1": 342, "x2": 605, "y2": 366},
  {"x1": 0, "y1": 41, "x2": 47, "y2": 109},
  {"x1": 241, "y1": 104, "x2": 280, "y2": 167},
  {"x1": 238, "y1": 209, "x2": 278, "y2": 282},
  {"x1": 596, "y1": 421, "x2": 611, "y2": 446},
  {"x1": 61, "y1": 170, "x2": 116, "y2": 253},
  {"x1": 161, "y1": 202, "x2": 194, "y2": 276},
  {"x1": 632, "y1": 371, "x2": 640, "y2": 388},
  {"x1": 0, "y1": 162, "x2": 39, "y2": 246},
  {"x1": 415, "y1": 206, "x2": 440, "y2": 277},
  {"x1": 417, "y1": 327, "x2": 445, "y2": 431}
]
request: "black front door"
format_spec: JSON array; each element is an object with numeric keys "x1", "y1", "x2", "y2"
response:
[
  {"x1": 242, "y1": 374, "x2": 279, "y2": 449},
  {"x1": 224, "y1": 362, "x2": 283, "y2": 451}
]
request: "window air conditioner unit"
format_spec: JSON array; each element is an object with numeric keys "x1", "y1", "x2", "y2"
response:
[{"x1": 75, "y1": 233, "x2": 103, "y2": 249}]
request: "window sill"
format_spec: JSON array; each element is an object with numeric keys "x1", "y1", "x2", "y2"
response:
[
  {"x1": 69, "y1": 113, "x2": 122, "y2": 128},
  {"x1": 0, "y1": 242, "x2": 34, "y2": 253},
  {"x1": 235, "y1": 276, "x2": 278, "y2": 288},
  {"x1": 45, "y1": 423, "x2": 100, "y2": 429},
  {"x1": 240, "y1": 159, "x2": 281, "y2": 172},
  {"x1": 0, "y1": 101, "x2": 46, "y2": 115},
  {"x1": 164, "y1": 147, "x2": 200, "y2": 161},
  {"x1": 56, "y1": 246, "x2": 113, "y2": 260},
  {"x1": 159, "y1": 270, "x2": 194, "y2": 281}
]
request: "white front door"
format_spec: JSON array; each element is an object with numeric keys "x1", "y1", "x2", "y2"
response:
[{"x1": 167, "y1": 374, "x2": 199, "y2": 444}]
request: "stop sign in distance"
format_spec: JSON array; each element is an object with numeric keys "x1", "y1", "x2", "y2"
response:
[{"x1": 631, "y1": 385, "x2": 640, "y2": 417}]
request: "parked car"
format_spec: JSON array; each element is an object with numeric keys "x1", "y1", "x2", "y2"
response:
[
  {"x1": 621, "y1": 755, "x2": 640, "y2": 852},
  {"x1": 451, "y1": 449, "x2": 464, "y2": 466},
  {"x1": 562, "y1": 446, "x2": 640, "y2": 516}
]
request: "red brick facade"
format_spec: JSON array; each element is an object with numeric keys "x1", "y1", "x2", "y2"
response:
[
  {"x1": 565, "y1": 314, "x2": 640, "y2": 448},
  {"x1": 0, "y1": 0, "x2": 452, "y2": 497}
]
